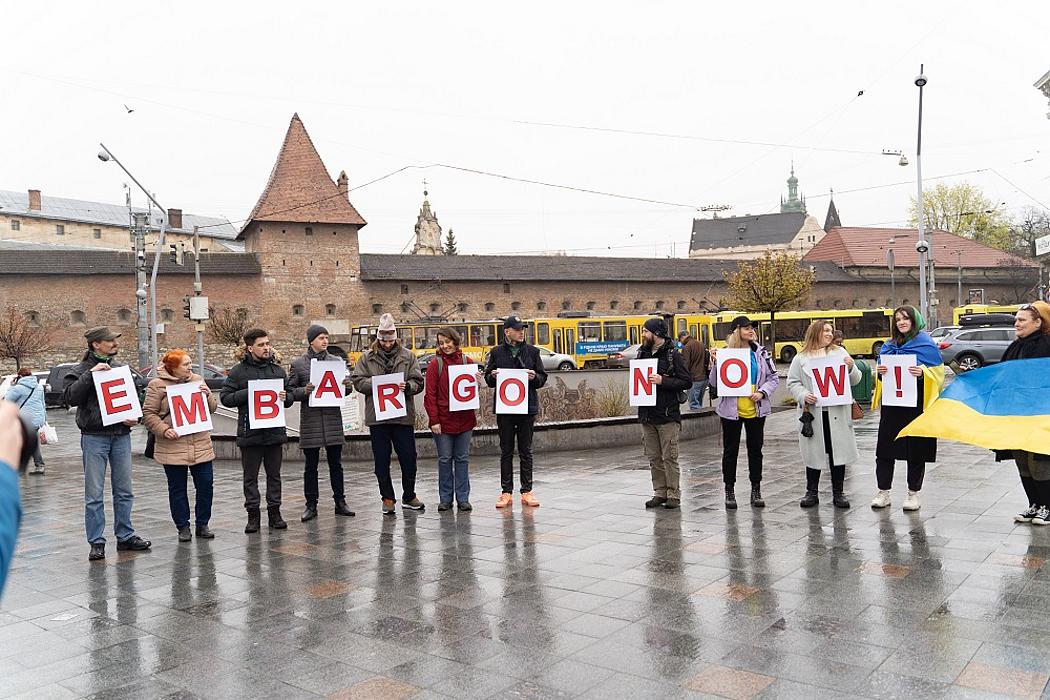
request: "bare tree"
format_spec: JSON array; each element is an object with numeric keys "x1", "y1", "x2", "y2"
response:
[
  {"x1": 1007, "y1": 208, "x2": 1050, "y2": 259},
  {"x1": 993, "y1": 257, "x2": 1040, "y2": 303},
  {"x1": 207, "y1": 306, "x2": 252, "y2": 346},
  {"x1": 0, "y1": 306, "x2": 55, "y2": 370}
]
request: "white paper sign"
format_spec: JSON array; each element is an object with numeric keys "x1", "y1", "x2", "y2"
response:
[
  {"x1": 806, "y1": 357, "x2": 853, "y2": 407},
  {"x1": 448, "y1": 364, "x2": 480, "y2": 411},
  {"x1": 309, "y1": 359, "x2": 347, "y2": 408},
  {"x1": 92, "y1": 365, "x2": 143, "y2": 426},
  {"x1": 628, "y1": 359, "x2": 659, "y2": 407},
  {"x1": 372, "y1": 372, "x2": 407, "y2": 421},
  {"x1": 166, "y1": 381, "x2": 213, "y2": 436},
  {"x1": 248, "y1": 379, "x2": 286, "y2": 429},
  {"x1": 880, "y1": 355, "x2": 918, "y2": 407},
  {"x1": 715, "y1": 348, "x2": 753, "y2": 398},
  {"x1": 495, "y1": 368, "x2": 529, "y2": 414}
]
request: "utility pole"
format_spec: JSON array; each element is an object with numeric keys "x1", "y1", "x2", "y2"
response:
[
  {"x1": 131, "y1": 211, "x2": 150, "y2": 370},
  {"x1": 914, "y1": 65, "x2": 936, "y2": 326},
  {"x1": 191, "y1": 227, "x2": 208, "y2": 367}
]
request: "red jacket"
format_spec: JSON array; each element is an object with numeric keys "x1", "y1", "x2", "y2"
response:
[{"x1": 424, "y1": 350, "x2": 478, "y2": 434}]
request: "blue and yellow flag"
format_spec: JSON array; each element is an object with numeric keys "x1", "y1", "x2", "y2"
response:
[{"x1": 898, "y1": 358, "x2": 1050, "y2": 453}]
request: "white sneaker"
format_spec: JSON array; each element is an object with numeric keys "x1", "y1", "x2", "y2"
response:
[
  {"x1": 1032, "y1": 506, "x2": 1050, "y2": 526},
  {"x1": 870, "y1": 490, "x2": 891, "y2": 509},
  {"x1": 1015, "y1": 505, "x2": 1039, "y2": 523},
  {"x1": 902, "y1": 490, "x2": 921, "y2": 511}
]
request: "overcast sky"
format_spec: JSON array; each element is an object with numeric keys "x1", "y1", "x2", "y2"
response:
[{"x1": 3, "y1": 2, "x2": 1048, "y2": 257}]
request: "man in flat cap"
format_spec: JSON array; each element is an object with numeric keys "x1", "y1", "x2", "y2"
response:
[{"x1": 63, "y1": 327, "x2": 151, "y2": 561}]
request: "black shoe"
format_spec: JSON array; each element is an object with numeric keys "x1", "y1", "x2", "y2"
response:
[
  {"x1": 833, "y1": 491, "x2": 851, "y2": 509},
  {"x1": 438, "y1": 502, "x2": 453, "y2": 512},
  {"x1": 268, "y1": 508, "x2": 287, "y2": 530},
  {"x1": 458, "y1": 502, "x2": 473, "y2": 512},
  {"x1": 750, "y1": 485, "x2": 765, "y2": 508},
  {"x1": 645, "y1": 496, "x2": 667, "y2": 509},
  {"x1": 178, "y1": 527, "x2": 192, "y2": 542},
  {"x1": 245, "y1": 508, "x2": 261, "y2": 534},
  {"x1": 663, "y1": 498, "x2": 681, "y2": 510},
  {"x1": 88, "y1": 542, "x2": 105, "y2": 561},
  {"x1": 799, "y1": 490, "x2": 819, "y2": 508},
  {"x1": 195, "y1": 525, "x2": 215, "y2": 539},
  {"x1": 725, "y1": 486, "x2": 738, "y2": 510},
  {"x1": 402, "y1": 497, "x2": 425, "y2": 511},
  {"x1": 334, "y1": 499, "x2": 355, "y2": 517},
  {"x1": 301, "y1": 505, "x2": 318, "y2": 522},
  {"x1": 116, "y1": 535, "x2": 152, "y2": 551}
]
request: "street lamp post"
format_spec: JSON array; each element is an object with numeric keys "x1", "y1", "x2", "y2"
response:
[
  {"x1": 914, "y1": 65, "x2": 935, "y2": 325},
  {"x1": 98, "y1": 143, "x2": 167, "y2": 373}
]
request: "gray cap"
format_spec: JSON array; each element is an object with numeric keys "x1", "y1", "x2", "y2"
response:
[{"x1": 85, "y1": 326, "x2": 121, "y2": 343}]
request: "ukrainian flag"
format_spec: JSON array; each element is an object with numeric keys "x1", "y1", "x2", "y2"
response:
[{"x1": 898, "y1": 358, "x2": 1050, "y2": 453}]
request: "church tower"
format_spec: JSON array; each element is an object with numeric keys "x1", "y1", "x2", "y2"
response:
[
  {"x1": 412, "y1": 188, "x2": 443, "y2": 255},
  {"x1": 780, "y1": 164, "x2": 806, "y2": 214}
]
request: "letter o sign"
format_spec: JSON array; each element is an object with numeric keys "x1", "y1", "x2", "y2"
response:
[
  {"x1": 720, "y1": 358, "x2": 747, "y2": 389},
  {"x1": 499, "y1": 378, "x2": 525, "y2": 406}
]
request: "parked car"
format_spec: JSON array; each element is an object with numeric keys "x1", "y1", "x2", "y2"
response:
[
  {"x1": 928, "y1": 325, "x2": 959, "y2": 340},
  {"x1": 141, "y1": 362, "x2": 228, "y2": 391},
  {"x1": 938, "y1": 326, "x2": 1015, "y2": 372},
  {"x1": 1, "y1": 370, "x2": 51, "y2": 402},
  {"x1": 538, "y1": 347, "x2": 576, "y2": 371},
  {"x1": 606, "y1": 344, "x2": 641, "y2": 369},
  {"x1": 44, "y1": 363, "x2": 78, "y2": 407}
]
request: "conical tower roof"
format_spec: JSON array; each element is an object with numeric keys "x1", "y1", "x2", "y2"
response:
[
  {"x1": 824, "y1": 195, "x2": 842, "y2": 231},
  {"x1": 240, "y1": 113, "x2": 366, "y2": 236}
]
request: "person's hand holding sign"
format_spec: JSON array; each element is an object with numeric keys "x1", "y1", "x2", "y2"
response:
[
  {"x1": 804, "y1": 393, "x2": 818, "y2": 405},
  {"x1": 907, "y1": 366, "x2": 922, "y2": 377},
  {"x1": 651, "y1": 373, "x2": 663, "y2": 385},
  {"x1": 164, "y1": 428, "x2": 178, "y2": 440}
]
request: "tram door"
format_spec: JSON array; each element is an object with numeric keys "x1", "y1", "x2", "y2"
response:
[
  {"x1": 566, "y1": 328, "x2": 576, "y2": 357},
  {"x1": 553, "y1": 329, "x2": 563, "y2": 355}
]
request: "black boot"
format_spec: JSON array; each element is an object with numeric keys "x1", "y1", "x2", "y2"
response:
[
  {"x1": 245, "y1": 508, "x2": 260, "y2": 534},
  {"x1": 195, "y1": 524, "x2": 215, "y2": 539},
  {"x1": 301, "y1": 504, "x2": 318, "y2": 522},
  {"x1": 725, "y1": 485, "x2": 737, "y2": 510},
  {"x1": 750, "y1": 483, "x2": 765, "y2": 508},
  {"x1": 831, "y1": 464, "x2": 850, "y2": 509},
  {"x1": 334, "y1": 499, "x2": 356, "y2": 517},
  {"x1": 268, "y1": 507, "x2": 287, "y2": 530},
  {"x1": 800, "y1": 468, "x2": 820, "y2": 508}
]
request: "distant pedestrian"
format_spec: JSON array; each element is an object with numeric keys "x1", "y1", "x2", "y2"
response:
[
  {"x1": 221, "y1": 329, "x2": 295, "y2": 533},
  {"x1": 62, "y1": 327, "x2": 151, "y2": 561},
  {"x1": 351, "y1": 314, "x2": 426, "y2": 515},
  {"x1": 678, "y1": 331, "x2": 710, "y2": 410},
  {"x1": 712, "y1": 316, "x2": 780, "y2": 509},
  {"x1": 4, "y1": 368, "x2": 46, "y2": 474},
  {"x1": 142, "y1": 350, "x2": 218, "y2": 542},
  {"x1": 288, "y1": 325, "x2": 355, "y2": 523},
  {"x1": 424, "y1": 327, "x2": 480, "y2": 512},
  {"x1": 871, "y1": 306, "x2": 944, "y2": 511},
  {"x1": 484, "y1": 315, "x2": 548, "y2": 509},
  {"x1": 640, "y1": 320, "x2": 692, "y2": 509},
  {"x1": 786, "y1": 321, "x2": 861, "y2": 509}
]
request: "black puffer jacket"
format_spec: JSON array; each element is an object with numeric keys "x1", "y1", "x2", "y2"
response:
[
  {"x1": 221, "y1": 351, "x2": 295, "y2": 447},
  {"x1": 483, "y1": 342, "x2": 548, "y2": 416},
  {"x1": 636, "y1": 339, "x2": 692, "y2": 424},
  {"x1": 288, "y1": 348, "x2": 346, "y2": 449},
  {"x1": 62, "y1": 352, "x2": 144, "y2": 436}
]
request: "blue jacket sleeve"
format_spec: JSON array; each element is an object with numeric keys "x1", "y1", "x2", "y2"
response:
[{"x1": 0, "y1": 465, "x2": 21, "y2": 598}]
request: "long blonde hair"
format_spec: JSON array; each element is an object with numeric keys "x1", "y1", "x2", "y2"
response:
[
  {"x1": 801, "y1": 321, "x2": 835, "y2": 355},
  {"x1": 725, "y1": 327, "x2": 750, "y2": 349}
]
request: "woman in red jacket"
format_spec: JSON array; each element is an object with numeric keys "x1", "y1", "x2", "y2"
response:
[{"x1": 424, "y1": 327, "x2": 481, "y2": 511}]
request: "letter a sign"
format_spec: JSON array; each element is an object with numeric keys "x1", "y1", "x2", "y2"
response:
[
  {"x1": 715, "y1": 348, "x2": 752, "y2": 398},
  {"x1": 166, "y1": 382, "x2": 213, "y2": 436},
  {"x1": 309, "y1": 359, "x2": 347, "y2": 408},
  {"x1": 495, "y1": 368, "x2": 529, "y2": 414},
  {"x1": 372, "y1": 372, "x2": 407, "y2": 421},
  {"x1": 448, "y1": 364, "x2": 480, "y2": 411},
  {"x1": 806, "y1": 357, "x2": 852, "y2": 407},
  {"x1": 92, "y1": 365, "x2": 143, "y2": 426},
  {"x1": 248, "y1": 379, "x2": 286, "y2": 429},
  {"x1": 628, "y1": 358, "x2": 658, "y2": 407}
]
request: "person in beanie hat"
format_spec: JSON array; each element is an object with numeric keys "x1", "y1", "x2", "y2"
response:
[
  {"x1": 62, "y1": 327, "x2": 151, "y2": 560},
  {"x1": 351, "y1": 314, "x2": 426, "y2": 515},
  {"x1": 288, "y1": 324, "x2": 356, "y2": 522},
  {"x1": 484, "y1": 315, "x2": 548, "y2": 508},
  {"x1": 638, "y1": 318, "x2": 691, "y2": 509}
]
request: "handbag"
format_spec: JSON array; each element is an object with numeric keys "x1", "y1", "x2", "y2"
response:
[
  {"x1": 39, "y1": 423, "x2": 58, "y2": 445},
  {"x1": 144, "y1": 432, "x2": 156, "y2": 459},
  {"x1": 851, "y1": 401, "x2": 864, "y2": 420}
]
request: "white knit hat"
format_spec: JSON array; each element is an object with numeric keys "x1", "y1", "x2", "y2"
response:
[{"x1": 377, "y1": 313, "x2": 396, "y2": 334}]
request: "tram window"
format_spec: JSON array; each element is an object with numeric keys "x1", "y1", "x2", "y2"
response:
[
  {"x1": 713, "y1": 322, "x2": 734, "y2": 341},
  {"x1": 689, "y1": 324, "x2": 698, "y2": 339},
  {"x1": 773, "y1": 319, "x2": 807, "y2": 342},
  {"x1": 578, "y1": 322, "x2": 601, "y2": 342},
  {"x1": 603, "y1": 321, "x2": 627, "y2": 342},
  {"x1": 676, "y1": 318, "x2": 686, "y2": 335},
  {"x1": 629, "y1": 326, "x2": 639, "y2": 344},
  {"x1": 470, "y1": 324, "x2": 497, "y2": 348},
  {"x1": 837, "y1": 317, "x2": 864, "y2": 338},
  {"x1": 416, "y1": 327, "x2": 441, "y2": 349},
  {"x1": 537, "y1": 323, "x2": 550, "y2": 345},
  {"x1": 398, "y1": 328, "x2": 414, "y2": 349},
  {"x1": 451, "y1": 325, "x2": 469, "y2": 343},
  {"x1": 553, "y1": 329, "x2": 563, "y2": 354},
  {"x1": 860, "y1": 312, "x2": 890, "y2": 337}
]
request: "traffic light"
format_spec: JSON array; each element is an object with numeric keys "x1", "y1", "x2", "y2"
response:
[
  {"x1": 182, "y1": 296, "x2": 192, "y2": 320},
  {"x1": 169, "y1": 242, "x2": 185, "y2": 265}
]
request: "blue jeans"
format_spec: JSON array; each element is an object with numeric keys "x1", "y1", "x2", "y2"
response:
[
  {"x1": 688, "y1": 379, "x2": 709, "y2": 409},
  {"x1": 434, "y1": 430, "x2": 472, "y2": 504},
  {"x1": 163, "y1": 462, "x2": 214, "y2": 529},
  {"x1": 81, "y1": 433, "x2": 135, "y2": 545}
]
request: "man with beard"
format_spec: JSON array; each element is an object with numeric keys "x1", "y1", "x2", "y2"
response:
[{"x1": 638, "y1": 318, "x2": 691, "y2": 509}]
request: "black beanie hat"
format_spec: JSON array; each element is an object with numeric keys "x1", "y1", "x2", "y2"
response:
[
  {"x1": 643, "y1": 317, "x2": 670, "y2": 339},
  {"x1": 307, "y1": 324, "x2": 329, "y2": 343}
]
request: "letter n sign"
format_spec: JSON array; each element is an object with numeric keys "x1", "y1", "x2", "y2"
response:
[{"x1": 629, "y1": 358, "x2": 658, "y2": 407}]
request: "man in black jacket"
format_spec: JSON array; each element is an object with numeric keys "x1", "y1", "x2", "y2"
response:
[
  {"x1": 484, "y1": 316, "x2": 548, "y2": 509},
  {"x1": 638, "y1": 318, "x2": 692, "y2": 509},
  {"x1": 221, "y1": 329, "x2": 295, "y2": 533},
  {"x1": 63, "y1": 327, "x2": 151, "y2": 561}
]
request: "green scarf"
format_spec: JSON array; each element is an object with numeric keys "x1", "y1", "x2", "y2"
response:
[{"x1": 904, "y1": 306, "x2": 926, "y2": 343}]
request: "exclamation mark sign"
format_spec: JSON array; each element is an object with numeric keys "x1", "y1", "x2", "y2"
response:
[{"x1": 894, "y1": 365, "x2": 904, "y2": 398}]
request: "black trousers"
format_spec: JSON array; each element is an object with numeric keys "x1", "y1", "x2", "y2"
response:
[
  {"x1": 303, "y1": 445, "x2": 345, "y2": 506},
  {"x1": 497, "y1": 414, "x2": 535, "y2": 493},
  {"x1": 876, "y1": 457, "x2": 925, "y2": 492},
  {"x1": 369, "y1": 424, "x2": 417, "y2": 502},
  {"x1": 242, "y1": 444, "x2": 283, "y2": 511},
  {"x1": 721, "y1": 416, "x2": 765, "y2": 486}
]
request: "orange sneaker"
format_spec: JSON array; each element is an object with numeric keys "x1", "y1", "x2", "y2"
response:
[
  {"x1": 521, "y1": 492, "x2": 540, "y2": 508},
  {"x1": 495, "y1": 492, "x2": 513, "y2": 509}
]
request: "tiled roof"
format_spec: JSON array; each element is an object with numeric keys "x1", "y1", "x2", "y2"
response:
[
  {"x1": 240, "y1": 114, "x2": 367, "y2": 235},
  {"x1": 690, "y1": 212, "x2": 806, "y2": 251},
  {"x1": 359, "y1": 253, "x2": 857, "y2": 283},
  {"x1": 0, "y1": 247, "x2": 260, "y2": 275},
  {"x1": 0, "y1": 190, "x2": 238, "y2": 241},
  {"x1": 803, "y1": 227, "x2": 1037, "y2": 268}
]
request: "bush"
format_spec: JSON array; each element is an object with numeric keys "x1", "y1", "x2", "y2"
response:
[{"x1": 594, "y1": 381, "x2": 630, "y2": 417}]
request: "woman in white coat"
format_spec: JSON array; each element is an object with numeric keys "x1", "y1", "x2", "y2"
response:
[{"x1": 787, "y1": 321, "x2": 862, "y2": 509}]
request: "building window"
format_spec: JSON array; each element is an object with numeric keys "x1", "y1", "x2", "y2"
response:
[
  {"x1": 92, "y1": 228, "x2": 102, "y2": 239},
  {"x1": 457, "y1": 302, "x2": 468, "y2": 313},
  {"x1": 116, "y1": 308, "x2": 132, "y2": 325},
  {"x1": 633, "y1": 301, "x2": 643, "y2": 310},
  {"x1": 305, "y1": 227, "x2": 313, "y2": 236},
  {"x1": 160, "y1": 308, "x2": 174, "y2": 323},
  {"x1": 677, "y1": 300, "x2": 687, "y2": 310},
  {"x1": 511, "y1": 301, "x2": 521, "y2": 311},
  {"x1": 655, "y1": 300, "x2": 665, "y2": 310},
  {"x1": 400, "y1": 284, "x2": 409, "y2": 295},
  {"x1": 56, "y1": 224, "x2": 65, "y2": 236},
  {"x1": 815, "y1": 299, "x2": 825, "y2": 308},
  {"x1": 503, "y1": 283, "x2": 511, "y2": 294},
  {"x1": 586, "y1": 301, "x2": 596, "y2": 311},
  {"x1": 10, "y1": 220, "x2": 19, "y2": 231},
  {"x1": 609, "y1": 300, "x2": 619, "y2": 310},
  {"x1": 372, "y1": 303, "x2": 383, "y2": 314},
  {"x1": 429, "y1": 303, "x2": 441, "y2": 313},
  {"x1": 325, "y1": 304, "x2": 336, "y2": 317},
  {"x1": 484, "y1": 302, "x2": 496, "y2": 312},
  {"x1": 24, "y1": 310, "x2": 39, "y2": 326},
  {"x1": 70, "y1": 310, "x2": 86, "y2": 326},
  {"x1": 537, "y1": 301, "x2": 547, "y2": 312},
  {"x1": 561, "y1": 300, "x2": 572, "y2": 311},
  {"x1": 833, "y1": 299, "x2": 842, "y2": 309},
  {"x1": 292, "y1": 304, "x2": 304, "y2": 317}
]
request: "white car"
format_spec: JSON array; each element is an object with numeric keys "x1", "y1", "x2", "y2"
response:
[{"x1": 538, "y1": 347, "x2": 577, "y2": 371}]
